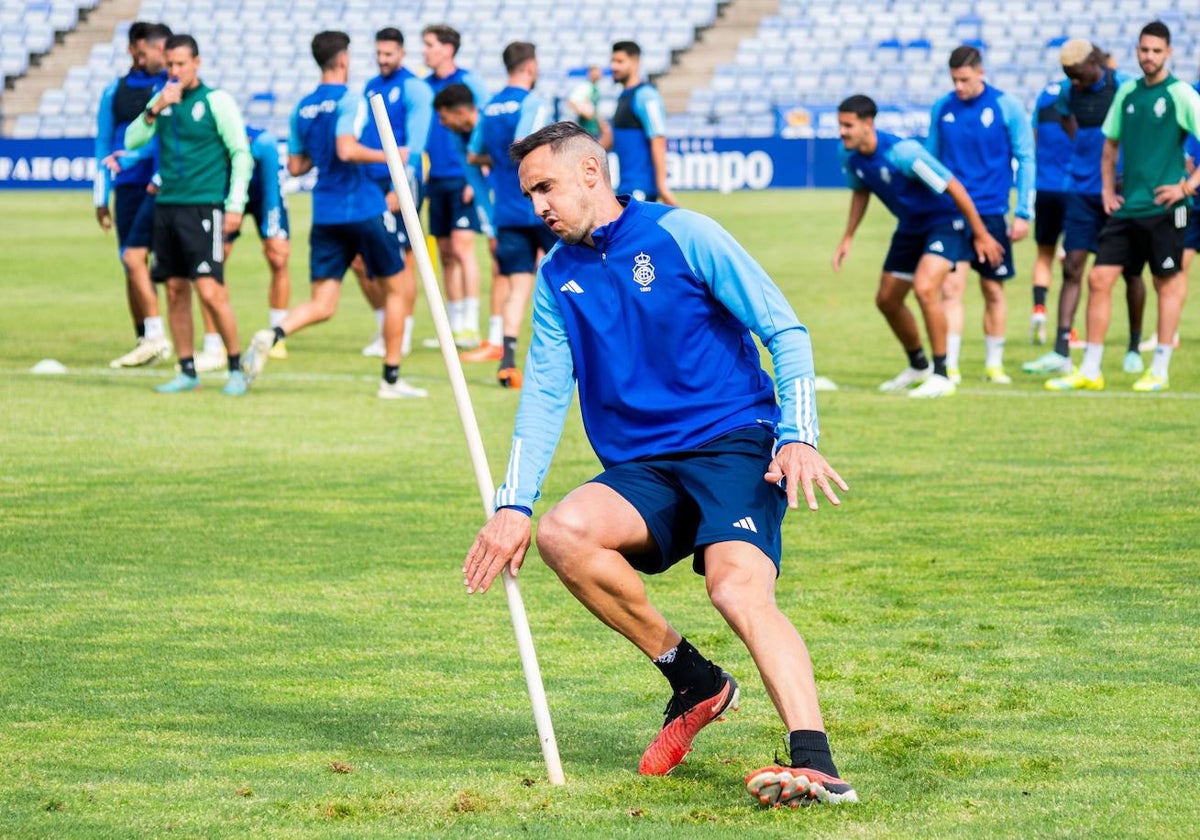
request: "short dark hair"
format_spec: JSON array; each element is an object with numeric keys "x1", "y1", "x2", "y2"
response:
[
  {"x1": 612, "y1": 40, "x2": 641, "y2": 58},
  {"x1": 128, "y1": 21, "x2": 151, "y2": 45},
  {"x1": 375, "y1": 27, "x2": 403, "y2": 46},
  {"x1": 311, "y1": 31, "x2": 350, "y2": 70},
  {"x1": 423, "y1": 24, "x2": 461, "y2": 54},
  {"x1": 143, "y1": 23, "x2": 172, "y2": 45},
  {"x1": 433, "y1": 82, "x2": 474, "y2": 111},
  {"x1": 837, "y1": 94, "x2": 878, "y2": 119},
  {"x1": 509, "y1": 120, "x2": 594, "y2": 164},
  {"x1": 164, "y1": 34, "x2": 199, "y2": 57},
  {"x1": 503, "y1": 41, "x2": 536, "y2": 73},
  {"x1": 1140, "y1": 20, "x2": 1171, "y2": 44},
  {"x1": 948, "y1": 45, "x2": 983, "y2": 69}
]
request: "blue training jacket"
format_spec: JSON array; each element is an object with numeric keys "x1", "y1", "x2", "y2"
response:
[
  {"x1": 425, "y1": 67, "x2": 489, "y2": 179},
  {"x1": 360, "y1": 67, "x2": 433, "y2": 184},
  {"x1": 493, "y1": 197, "x2": 820, "y2": 511},
  {"x1": 842, "y1": 131, "x2": 962, "y2": 232},
  {"x1": 1033, "y1": 81, "x2": 1072, "y2": 193}
]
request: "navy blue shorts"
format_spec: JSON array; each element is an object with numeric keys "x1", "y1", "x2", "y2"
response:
[
  {"x1": 1063, "y1": 192, "x2": 1107, "y2": 254},
  {"x1": 1185, "y1": 203, "x2": 1200, "y2": 252},
  {"x1": 589, "y1": 426, "x2": 788, "y2": 576},
  {"x1": 1034, "y1": 190, "x2": 1067, "y2": 246},
  {"x1": 227, "y1": 198, "x2": 290, "y2": 243},
  {"x1": 968, "y1": 213, "x2": 1016, "y2": 281},
  {"x1": 114, "y1": 184, "x2": 155, "y2": 251},
  {"x1": 309, "y1": 215, "x2": 404, "y2": 282},
  {"x1": 495, "y1": 224, "x2": 558, "y2": 275},
  {"x1": 427, "y1": 176, "x2": 481, "y2": 237},
  {"x1": 371, "y1": 177, "x2": 421, "y2": 250},
  {"x1": 883, "y1": 218, "x2": 970, "y2": 279}
]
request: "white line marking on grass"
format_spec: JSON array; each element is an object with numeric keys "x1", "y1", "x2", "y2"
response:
[{"x1": 813, "y1": 382, "x2": 1200, "y2": 401}]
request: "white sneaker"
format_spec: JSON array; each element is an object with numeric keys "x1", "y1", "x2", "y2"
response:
[
  {"x1": 878, "y1": 365, "x2": 932, "y2": 392},
  {"x1": 109, "y1": 336, "x2": 171, "y2": 368},
  {"x1": 242, "y1": 329, "x2": 275, "y2": 385},
  {"x1": 1138, "y1": 332, "x2": 1181, "y2": 353},
  {"x1": 908, "y1": 373, "x2": 956, "y2": 398},
  {"x1": 1123, "y1": 351, "x2": 1145, "y2": 374},
  {"x1": 194, "y1": 348, "x2": 228, "y2": 373},
  {"x1": 377, "y1": 378, "x2": 428, "y2": 399},
  {"x1": 361, "y1": 334, "x2": 385, "y2": 357}
]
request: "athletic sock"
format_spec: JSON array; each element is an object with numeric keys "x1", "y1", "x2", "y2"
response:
[
  {"x1": 1151, "y1": 344, "x2": 1173, "y2": 378},
  {"x1": 401, "y1": 315, "x2": 414, "y2": 356},
  {"x1": 1080, "y1": 343, "x2": 1104, "y2": 379},
  {"x1": 447, "y1": 300, "x2": 464, "y2": 333},
  {"x1": 652, "y1": 637, "x2": 721, "y2": 699},
  {"x1": 383, "y1": 363, "x2": 399, "y2": 384},
  {"x1": 227, "y1": 353, "x2": 241, "y2": 372},
  {"x1": 501, "y1": 335, "x2": 517, "y2": 368},
  {"x1": 1033, "y1": 286, "x2": 1048, "y2": 308},
  {"x1": 788, "y1": 730, "x2": 840, "y2": 778},
  {"x1": 984, "y1": 335, "x2": 1005, "y2": 369},
  {"x1": 272, "y1": 326, "x2": 286, "y2": 345},
  {"x1": 906, "y1": 347, "x2": 929, "y2": 370},
  {"x1": 1054, "y1": 327, "x2": 1072, "y2": 358},
  {"x1": 487, "y1": 315, "x2": 503, "y2": 346},
  {"x1": 202, "y1": 332, "x2": 223, "y2": 355},
  {"x1": 374, "y1": 307, "x2": 386, "y2": 334},
  {"x1": 1128, "y1": 332, "x2": 1142, "y2": 354},
  {"x1": 136, "y1": 321, "x2": 146, "y2": 339},
  {"x1": 932, "y1": 354, "x2": 948, "y2": 378},
  {"x1": 179, "y1": 357, "x2": 197, "y2": 378},
  {"x1": 946, "y1": 331, "x2": 962, "y2": 371},
  {"x1": 143, "y1": 316, "x2": 165, "y2": 341},
  {"x1": 463, "y1": 297, "x2": 481, "y2": 335},
  {"x1": 269, "y1": 308, "x2": 288, "y2": 329}
]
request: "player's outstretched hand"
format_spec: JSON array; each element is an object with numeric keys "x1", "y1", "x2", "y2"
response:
[
  {"x1": 463, "y1": 507, "x2": 532, "y2": 594},
  {"x1": 764, "y1": 441, "x2": 848, "y2": 511}
]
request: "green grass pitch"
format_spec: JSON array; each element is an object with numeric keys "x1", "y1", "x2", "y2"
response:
[{"x1": 1, "y1": 189, "x2": 1198, "y2": 838}]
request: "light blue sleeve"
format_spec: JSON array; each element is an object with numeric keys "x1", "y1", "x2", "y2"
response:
[
  {"x1": 402, "y1": 76, "x2": 433, "y2": 158},
  {"x1": 632, "y1": 86, "x2": 667, "y2": 138},
  {"x1": 516, "y1": 92, "x2": 553, "y2": 140},
  {"x1": 1054, "y1": 81, "x2": 1072, "y2": 117},
  {"x1": 493, "y1": 265, "x2": 576, "y2": 511},
  {"x1": 253, "y1": 131, "x2": 284, "y2": 235},
  {"x1": 1000, "y1": 92, "x2": 1036, "y2": 218},
  {"x1": 337, "y1": 89, "x2": 367, "y2": 138},
  {"x1": 462, "y1": 70, "x2": 491, "y2": 113},
  {"x1": 839, "y1": 147, "x2": 865, "y2": 190},
  {"x1": 460, "y1": 125, "x2": 494, "y2": 235},
  {"x1": 659, "y1": 210, "x2": 819, "y2": 447},
  {"x1": 889, "y1": 139, "x2": 953, "y2": 193},
  {"x1": 287, "y1": 102, "x2": 306, "y2": 155},
  {"x1": 93, "y1": 80, "x2": 118, "y2": 207},
  {"x1": 467, "y1": 114, "x2": 486, "y2": 156}
]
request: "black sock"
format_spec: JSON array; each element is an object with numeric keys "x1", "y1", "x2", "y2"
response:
[
  {"x1": 788, "y1": 729, "x2": 839, "y2": 778},
  {"x1": 179, "y1": 357, "x2": 197, "y2": 378},
  {"x1": 652, "y1": 637, "x2": 721, "y2": 698},
  {"x1": 272, "y1": 326, "x2": 286, "y2": 345},
  {"x1": 906, "y1": 347, "x2": 929, "y2": 370},
  {"x1": 1128, "y1": 332, "x2": 1141, "y2": 353},
  {"x1": 501, "y1": 335, "x2": 517, "y2": 369},
  {"x1": 136, "y1": 323, "x2": 146, "y2": 339},
  {"x1": 1033, "y1": 286, "x2": 1048, "y2": 308},
  {"x1": 227, "y1": 353, "x2": 241, "y2": 372},
  {"x1": 1055, "y1": 327, "x2": 1071, "y2": 358},
  {"x1": 932, "y1": 354, "x2": 948, "y2": 378},
  {"x1": 383, "y1": 364, "x2": 399, "y2": 384}
]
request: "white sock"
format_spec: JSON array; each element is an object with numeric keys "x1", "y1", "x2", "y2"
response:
[
  {"x1": 946, "y1": 332, "x2": 962, "y2": 370},
  {"x1": 269, "y1": 308, "x2": 288, "y2": 329},
  {"x1": 984, "y1": 335, "x2": 1005, "y2": 369},
  {"x1": 374, "y1": 307, "x2": 386, "y2": 333},
  {"x1": 1080, "y1": 343, "x2": 1104, "y2": 379},
  {"x1": 401, "y1": 315, "x2": 414, "y2": 356},
  {"x1": 463, "y1": 297, "x2": 481, "y2": 333},
  {"x1": 487, "y1": 315, "x2": 503, "y2": 346},
  {"x1": 143, "y1": 316, "x2": 165, "y2": 340},
  {"x1": 1151, "y1": 344, "x2": 1174, "y2": 378},
  {"x1": 448, "y1": 300, "x2": 464, "y2": 333},
  {"x1": 202, "y1": 332, "x2": 224, "y2": 355}
]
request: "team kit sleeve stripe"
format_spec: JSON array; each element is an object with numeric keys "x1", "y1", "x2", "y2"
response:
[{"x1": 908, "y1": 152, "x2": 951, "y2": 194}]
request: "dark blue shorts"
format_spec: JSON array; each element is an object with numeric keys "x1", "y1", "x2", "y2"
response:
[
  {"x1": 226, "y1": 198, "x2": 290, "y2": 243},
  {"x1": 309, "y1": 215, "x2": 404, "y2": 282},
  {"x1": 968, "y1": 213, "x2": 1016, "y2": 281},
  {"x1": 1185, "y1": 203, "x2": 1200, "y2": 252},
  {"x1": 883, "y1": 218, "x2": 970, "y2": 279},
  {"x1": 495, "y1": 224, "x2": 558, "y2": 275},
  {"x1": 114, "y1": 184, "x2": 155, "y2": 252},
  {"x1": 589, "y1": 425, "x2": 787, "y2": 576},
  {"x1": 1034, "y1": 190, "x2": 1067, "y2": 246},
  {"x1": 1063, "y1": 192, "x2": 1107, "y2": 254},
  {"x1": 427, "y1": 176, "x2": 481, "y2": 237},
  {"x1": 371, "y1": 177, "x2": 421, "y2": 250}
]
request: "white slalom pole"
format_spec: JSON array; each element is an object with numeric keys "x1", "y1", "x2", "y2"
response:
[{"x1": 369, "y1": 94, "x2": 565, "y2": 786}]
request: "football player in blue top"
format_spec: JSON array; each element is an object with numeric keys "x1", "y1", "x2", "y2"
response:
[
  {"x1": 464, "y1": 121, "x2": 856, "y2": 809},
  {"x1": 242, "y1": 31, "x2": 424, "y2": 400},
  {"x1": 928, "y1": 45, "x2": 1035, "y2": 385},
  {"x1": 834, "y1": 95, "x2": 1004, "y2": 399},
  {"x1": 608, "y1": 41, "x2": 675, "y2": 206}
]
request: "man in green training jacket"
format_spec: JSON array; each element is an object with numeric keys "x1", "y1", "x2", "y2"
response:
[{"x1": 126, "y1": 33, "x2": 253, "y2": 395}]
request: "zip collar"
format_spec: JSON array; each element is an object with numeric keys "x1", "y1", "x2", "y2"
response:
[{"x1": 589, "y1": 194, "x2": 640, "y2": 251}]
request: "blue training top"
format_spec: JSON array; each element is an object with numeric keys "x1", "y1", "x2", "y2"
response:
[
  {"x1": 289, "y1": 83, "x2": 385, "y2": 226},
  {"x1": 611, "y1": 83, "x2": 668, "y2": 198},
  {"x1": 1055, "y1": 68, "x2": 1126, "y2": 195},
  {"x1": 1033, "y1": 80, "x2": 1072, "y2": 193},
  {"x1": 928, "y1": 83, "x2": 1035, "y2": 219},
  {"x1": 361, "y1": 67, "x2": 433, "y2": 184},
  {"x1": 842, "y1": 131, "x2": 962, "y2": 232},
  {"x1": 425, "y1": 67, "x2": 489, "y2": 179},
  {"x1": 245, "y1": 127, "x2": 286, "y2": 238},
  {"x1": 493, "y1": 197, "x2": 820, "y2": 512},
  {"x1": 469, "y1": 85, "x2": 553, "y2": 228},
  {"x1": 93, "y1": 68, "x2": 167, "y2": 206}
]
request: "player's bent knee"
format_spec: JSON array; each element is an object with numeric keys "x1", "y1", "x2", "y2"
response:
[{"x1": 534, "y1": 505, "x2": 593, "y2": 570}]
